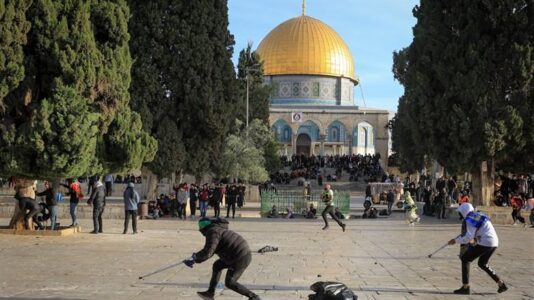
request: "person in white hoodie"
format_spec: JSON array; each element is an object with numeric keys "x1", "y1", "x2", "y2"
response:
[{"x1": 447, "y1": 203, "x2": 507, "y2": 295}]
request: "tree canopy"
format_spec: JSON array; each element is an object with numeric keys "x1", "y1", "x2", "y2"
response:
[
  {"x1": 219, "y1": 119, "x2": 273, "y2": 183},
  {"x1": 236, "y1": 42, "x2": 271, "y2": 124},
  {"x1": 0, "y1": 0, "x2": 157, "y2": 180},
  {"x1": 129, "y1": 0, "x2": 238, "y2": 180},
  {"x1": 391, "y1": 0, "x2": 534, "y2": 175}
]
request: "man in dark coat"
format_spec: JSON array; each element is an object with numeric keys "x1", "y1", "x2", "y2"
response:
[
  {"x1": 183, "y1": 218, "x2": 260, "y2": 300},
  {"x1": 88, "y1": 178, "x2": 106, "y2": 234}
]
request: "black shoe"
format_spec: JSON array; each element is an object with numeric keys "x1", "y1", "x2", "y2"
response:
[
  {"x1": 322, "y1": 225, "x2": 329, "y2": 230},
  {"x1": 498, "y1": 283, "x2": 508, "y2": 293},
  {"x1": 90, "y1": 231, "x2": 98, "y2": 234},
  {"x1": 453, "y1": 286, "x2": 470, "y2": 295},
  {"x1": 341, "y1": 224, "x2": 346, "y2": 232},
  {"x1": 197, "y1": 291, "x2": 214, "y2": 300},
  {"x1": 98, "y1": 230, "x2": 103, "y2": 233},
  {"x1": 249, "y1": 295, "x2": 261, "y2": 300},
  {"x1": 123, "y1": 230, "x2": 127, "y2": 234}
]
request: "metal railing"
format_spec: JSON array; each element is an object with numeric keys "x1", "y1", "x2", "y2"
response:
[{"x1": 260, "y1": 190, "x2": 350, "y2": 216}]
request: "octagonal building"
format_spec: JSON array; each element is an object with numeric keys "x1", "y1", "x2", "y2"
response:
[{"x1": 256, "y1": 8, "x2": 390, "y2": 163}]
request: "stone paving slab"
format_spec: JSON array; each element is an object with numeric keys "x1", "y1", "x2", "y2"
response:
[{"x1": 0, "y1": 214, "x2": 533, "y2": 300}]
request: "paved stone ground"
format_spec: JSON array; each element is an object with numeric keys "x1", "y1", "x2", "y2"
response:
[{"x1": 0, "y1": 214, "x2": 533, "y2": 300}]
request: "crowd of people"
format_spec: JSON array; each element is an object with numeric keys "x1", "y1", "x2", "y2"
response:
[{"x1": 149, "y1": 182, "x2": 248, "y2": 220}]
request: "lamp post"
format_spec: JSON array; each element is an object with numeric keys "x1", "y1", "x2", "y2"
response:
[{"x1": 244, "y1": 66, "x2": 260, "y2": 132}]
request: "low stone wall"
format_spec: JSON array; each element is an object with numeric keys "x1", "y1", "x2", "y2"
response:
[
  {"x1": 0, "y1": 203, "x2": 129, "y2": 221},
  {"x1": 477, "y1": 206, "x2": 513, "y2": 225}
]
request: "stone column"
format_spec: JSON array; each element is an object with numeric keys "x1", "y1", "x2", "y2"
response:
[
  {"x1": 348, "y1": 137, "x2": 353, "y2": 156},
  {"x1": 291, "y1": 133, "x2": 297, "y2": 156},
  {"x1": 320, "y1": 134, "x2": 326, "y2": 156}
]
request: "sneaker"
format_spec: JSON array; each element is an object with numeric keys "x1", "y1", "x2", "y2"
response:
[
  {"x1": 341, "y1": 223, "x2": 346, "y2": 232},
  {"x1": 197, "y1": 291, "x2": 214, "y2": 300},
  {"x1": 498, "y1": 282, "x2": 508, "y2": 293},
  {"x1": 322, "y1": 225, "x2": 329, "y2": 230},
  {"x1": 453, "y1": 286, "x2": 470, "y2": 295}
]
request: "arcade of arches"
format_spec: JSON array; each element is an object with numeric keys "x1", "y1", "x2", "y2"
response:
[{"x1": 269, "y1": 107, "x2": 390, "y2": 165}]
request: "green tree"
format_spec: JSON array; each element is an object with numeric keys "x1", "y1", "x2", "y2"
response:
[
  {"x1": 219, "y1": 119, "x2": 272, "y2": 183},
  {"x1": 392, "y1": 0, "x2": 534, "y2": 205},
  {"x1": 0, "y1": 0, "x2": 31, "y2": 104},
  {"x1": 236, "y1": 42, "x2": 271, "y2": 124},
  {"x1": 179, "y1": 0, "x2": 239, "y2": 180},
  {"x1": 0, "y1": 0, "x2": 157, "y2": 181},
  {"x1": 128, "y1": 0, "x2": 186, "y2": 181}
]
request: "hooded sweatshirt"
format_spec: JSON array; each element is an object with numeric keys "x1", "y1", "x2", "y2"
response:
[
  {"x1": 194, "y1": 218, "x2": 250, "y2": 265},
  {"x1": 455, "y1": 203, "x2": 498, "y2": 247},
  {"x1": 123, "y1": 182, "x2": 140, "y2": 210}
]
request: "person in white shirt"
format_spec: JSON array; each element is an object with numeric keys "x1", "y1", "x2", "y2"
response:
[{"x1": 447, "y1": 203, "x2": 507, "y2": 295}]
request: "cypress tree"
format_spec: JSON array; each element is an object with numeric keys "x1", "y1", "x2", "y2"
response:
[
  {"x1": 0, "y1": 0, "x2": 157, "y2": 180},
  {"x1": 392, "y1": 0, "x2": 534, "y2": 205},
  {"x1": 177, "y1": 0, "x2": 238, "y2": 180},
  {"x1": 237, "y1": 43, "x2": 271, "y2": 124},
  {"x1": 129, "y1": 0, "x2": 186, "y2": 180}
]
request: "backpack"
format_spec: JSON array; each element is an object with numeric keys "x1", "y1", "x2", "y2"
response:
[
  {"x1": 379, "y1": 209, "x2": 388, "y2": 216},
  {"x1": 71, "y1": 182, "x2": 84, "y2": 200},
  {"x1": 308, "y1": 281, "x2": 357, "y2": 300}
]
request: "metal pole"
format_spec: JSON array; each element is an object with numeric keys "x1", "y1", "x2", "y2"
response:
[
  {"x1": 138, "y1": 260, "x2": 185, "y2": 280},
  {"x1": 246, "y1": 73, "x2": 249, "y2": 133}
]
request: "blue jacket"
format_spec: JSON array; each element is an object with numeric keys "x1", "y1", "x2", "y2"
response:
[{"x1": 123, "y1": 187, "x2": 140, "y2": 210}]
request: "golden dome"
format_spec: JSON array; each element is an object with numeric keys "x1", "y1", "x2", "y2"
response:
[{"x1": 256, "y1": 15, "x2": 357, "y2": 83}]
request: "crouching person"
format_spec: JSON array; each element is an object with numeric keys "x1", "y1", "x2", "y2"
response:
[{"x1": 183, "y1": 218, "x2": 260, "y2": 300}]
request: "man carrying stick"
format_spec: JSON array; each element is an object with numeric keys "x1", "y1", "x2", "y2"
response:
[
  {"x1": 183, "y1": 218, "x2": 261, "y2": 300},
  {"x1": 447, "y1": 203, "x2": 507, "y2": 295}
]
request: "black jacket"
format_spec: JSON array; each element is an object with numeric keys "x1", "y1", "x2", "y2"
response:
[
  {"x1": 37, "y1": 187, "x2": 57, "y2": 206},
  {"x1": 194, "y1": 218, "x2": 250, "y2": 265}
]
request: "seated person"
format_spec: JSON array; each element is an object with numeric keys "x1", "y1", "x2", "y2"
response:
[
  {"x1": 305, "y1": 203, "x2": 317, "y2": 219},
  {"x1": 267, "y1": 205, "x2": 279, "y2": 218},
  {"x1": 285, "y1": 207, "x2": 294, "y2": 219},
  {"x1": 334, "y1": 207, "x2": 345, "y2": 220},
  {"x1": 147, "y1": 201, "x2": 160, "y2": 219}
]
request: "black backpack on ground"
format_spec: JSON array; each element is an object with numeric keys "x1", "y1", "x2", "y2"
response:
[
  {"x1": 308, "y1": 281, "x2": 357, "y2": 300},
  {"x1": 379, "y1": 209, "x2": 388, "y2": 216}
]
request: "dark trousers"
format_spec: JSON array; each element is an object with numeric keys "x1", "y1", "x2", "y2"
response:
[
  {"x1": 105, "y1": 182, "x2": 112, "y2": 196},
  {"x1": 460, "y1": 245, "x2": 501, "y2": 285},
  {"x1": 190, "y1": 200, "x2": 197, "y2": 216},
  {"x1": 213, "y1": 203, "x2": 220, "y2": 217},
  {"x1": 124, "y1": 210, "x2": 137, "y2": 233},
  {"x1": 436, "y1": 203, "x2": 447, "y2": 219},
  {"x1": 387, "y1": 201, "x2": 394, "y2": 215},
  {"x1": 93, "y1": 204, "x2": 105, "y2": 232},
  {"x1": 19, "y1": 198, "x2": 41, "y2": 229},
  {"x1": 177, "y1": 202, "x2": 186, "y2": 218},
  {"x1": 512, "y1": 208, "x2": 525, "y2": 223},
  {"x1": 227, "y1": 202, "x2": 236, "y2": 218},
  {"x1": 208, "y1": 253, "x2": 257, "y2": 298},
  {"x1": 171, "y1": 200, "x2": 178, "y2": 217},
  {"x1": 322, "y1": 205, "x2": 343, "y2": 227}
]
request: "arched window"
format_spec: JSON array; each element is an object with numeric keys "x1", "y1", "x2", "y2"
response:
[
  {"x1": 283, "y1": 128, "x2": 290, "y2": 140},
  {"x1": 332, "y1": 127, "x2": 339, "y2": 141}
]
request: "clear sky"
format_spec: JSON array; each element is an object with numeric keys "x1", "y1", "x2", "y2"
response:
[{"x1": 228, "y1": 0, "x2": 420, "y2": 112}]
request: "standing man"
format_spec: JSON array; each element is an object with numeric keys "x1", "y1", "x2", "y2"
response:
[
  {"x1": 88, "y1": 178, "x2": 106, "y2": 234},
  {"x1": 320, "y1": 184, "x2": 346, "y2": 231},
  {"x1": 189, "y1": 183, "x2": 199, "y2": 219},
  {"x1": 36, "y1": 181, "x2": 58, "y2": 230},
  {"x1": 386, "y1": 189, "x2": 395, "y2": 215},
  {"x1": 123, "y1": 182, "x2": 140, "y2": 234},
  {"x1": 447, "y1": 203, "x2": 507, "y2": 295},
  {"x1": 183, "y1": 218, "x2": 261, "y2": 300},
  {"x1": 104, "y1": 174, "x2": 114, "y2": 197},
  {"x1": 62, "y1": 178, "x2": 83, "y2": 227},
  {"x1": 212, "y1": 184, "x2": 223, "y2": 218},
  {"x1": 177, "y1": 183, "x2": 189, "y2": 220}
]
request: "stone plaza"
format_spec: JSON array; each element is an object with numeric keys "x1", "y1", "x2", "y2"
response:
[{"x1": 0, "y1": 213, "x2": 532, "y2": 300}]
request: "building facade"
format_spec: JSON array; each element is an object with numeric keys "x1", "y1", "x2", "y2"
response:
[{"x1": 256, "y1": 10, "x2": 390, "y2": 163}]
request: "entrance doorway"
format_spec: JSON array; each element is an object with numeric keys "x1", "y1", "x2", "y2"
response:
[{"x1": 296, "y1": 134, "x2": 311, "y2": 156}]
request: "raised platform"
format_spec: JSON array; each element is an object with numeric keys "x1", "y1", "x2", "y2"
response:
[{"x1": 0, "y1": 225, "x2": 82, "y2": 236}]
